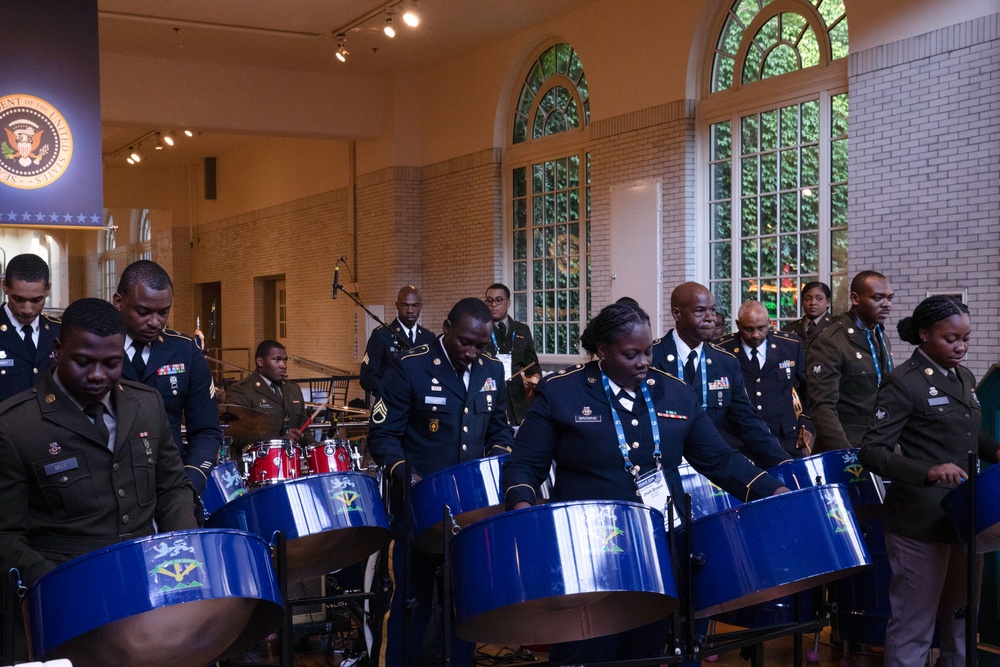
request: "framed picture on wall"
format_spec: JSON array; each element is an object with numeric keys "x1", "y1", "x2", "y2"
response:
[{"x1": 926, "y1": 288, "x2": 968, "y2": 304}]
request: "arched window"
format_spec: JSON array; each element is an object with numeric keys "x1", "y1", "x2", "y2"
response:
[
  {"x1": 101, "y1": 216, "x2": 117, "y2": 300},
  {"x1": 508, "y1": 43, "x2": 591, "y2": 357},
  {"x1": 137, "y1": 209, "x2": 152, "y2": 261},
  {"x1": 702, "y1": 0, "x2": 849, "y2": 326}
]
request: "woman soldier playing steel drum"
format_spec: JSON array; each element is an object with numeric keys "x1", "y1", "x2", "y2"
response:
[
  {"x1": 502, "y1": 298, "x2": 789, "y2": 665},
  {"x1": 860, "y1": 295, "x2": 1000, "y2": 667}
]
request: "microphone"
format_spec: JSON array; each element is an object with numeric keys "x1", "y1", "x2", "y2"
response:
[{"x1": 333, "y1": 262, "x2": 340, "y2": 300}]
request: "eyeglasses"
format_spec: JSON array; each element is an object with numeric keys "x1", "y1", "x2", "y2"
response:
[{"x1": 484, "y1": 297, "x2": 507, "y2": 305}]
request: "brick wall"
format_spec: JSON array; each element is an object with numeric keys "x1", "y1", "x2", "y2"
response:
[{"x1": 849, "y1": 13, "x2": 1000, "y2": 377}]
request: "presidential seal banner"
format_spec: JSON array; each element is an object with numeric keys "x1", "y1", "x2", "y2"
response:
[{"x1": 0, "y1": 0, "x2": 102, "y2": 228}]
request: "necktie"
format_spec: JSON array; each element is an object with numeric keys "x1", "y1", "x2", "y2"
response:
[
  {"x1": 84, "y1": 402, "x2": 111, "y2": 448},
  {"x1": 497, "y1": 321, "x2": 507, "y2": 342},
  {"x1": 806, "y1": 319, "x2": 817, "y2": 337},
  {"x1": 131, "y1": 341, "x2": 146, "y2": 377},
  {"x1": 273, "y1": 381, "x2": 283, "y2": 399},
  {"x1": 21, "y1": 324, "x2": 35, "y2": 360},
  {"x1": 753, "y1": 347, "x2": 763, "y2": 371},
  {"x1": 874, "y1": 327, "x2": 890, "y2": 372},
  {"x1": 684, "y1": 350, "x2": 698, "y2": 385}
]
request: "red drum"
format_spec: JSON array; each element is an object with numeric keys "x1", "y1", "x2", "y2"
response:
[
  {"x1": 243, "y1": 439, "x2": 300, "y2": 487},
  {"x1": 305, "y1": 439, "x2": 353, "y2": 475}
]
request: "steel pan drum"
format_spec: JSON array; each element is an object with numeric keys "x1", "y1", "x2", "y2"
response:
[
  {"x1": 411, "y1": 454, "x2": 507, "y2": 552},
  {"x1": 833, "y1": 517, "x2": 891, "y2": 646},
  {"x1": 451, "y1": 500, "x2": 678, "y2": 646},
  {"x1": 208, "y1": 471, "x2": 390, "y2": 583},
  {"x1": 768, "y1": 449, "x2": 884, "y2": 519},
  {"x1": 678, "y1": 484, "x2": 870, "y2": 619},
  {"x1": 941, "y1": 463, "x2": 1000, "y2": 552},
  {"x1": 201, "y1": 461, "x2": 247, "y2": 517},
  {"x1": 27, "y1": 528, "x2": 283, "y2": 667},
  {"x1": 679, "y1": 462, "x2": 742, "y2": 519}
]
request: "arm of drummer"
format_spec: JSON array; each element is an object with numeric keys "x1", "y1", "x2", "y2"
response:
[
  {"x1": 0, "y1": 429, "x2": 58, "y2": 584},
  {"x1": 806, "y1": 332, "x2": 853, "y2": 452},
  {"x1": 682, "y1": 405, "x2": 789, "y2": 501},
  {"x1": 857, "y1": 374, "x2": 940, "y2": 485},
  {"x1": 502, "y1": 382, "x2": 557, "y2": 511},
  {"x1": 367, "y1": 358, "x2": 414, "y2": 486}
]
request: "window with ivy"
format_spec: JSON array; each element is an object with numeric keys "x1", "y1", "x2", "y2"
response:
[
  {"x1": 137, "y1": 208, "x2": 152, "y2": 261},
  {"x1": 101, "y1": 219, "x2": 116, "y2": 301},
  {"x1": 509, "y1": 43, "x2": 591, "y2": 356},
  {"x1": 706, "y1": 0, "x2": 849, "y2": 325}
]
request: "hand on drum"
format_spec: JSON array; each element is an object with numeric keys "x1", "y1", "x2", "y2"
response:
[
  {"x1": 286, "y1": 427, "x2": 303, "y2": 443},
  {"x1": 513, "y1": 501, "x2": 532, "y2": 510},
  {"x1": 927, "y1": 462, "x2": 968, "y2": 486},
  {"x1": 771, "y1": 485, "x2": 791, "y2": 495}
]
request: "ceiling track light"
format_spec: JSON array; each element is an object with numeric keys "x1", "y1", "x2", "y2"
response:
[
  {"x1": 383, "y1": 14, "x2": 395, "y2": 38},
  {"x1": 335, "y1": 33, "x2": 349, "y2": 62},
  {"x1": 184, "y1": 129, "x2": 194, "y2": 137},
  {"x1": 129, "y1": 146, "x2": 141, "y2": 163},
  {"x1": 163, "y1": 132, "x2": 175, "y2": 146},
  {"x1": 403, "y1": 0, "x2": 420, "y2": 27},
  {"x1": 155, "y1": 132, "x2": 164, "y2": 150}
]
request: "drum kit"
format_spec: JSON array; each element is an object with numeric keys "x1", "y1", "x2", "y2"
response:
[{"x1": 21, "y1": 432, "x2": 1000, "y2": 666}]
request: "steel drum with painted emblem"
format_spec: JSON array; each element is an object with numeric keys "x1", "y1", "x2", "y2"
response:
[
  {"x1": 942, "y1": 462, "x2": 1000, "y2": 552},
  {"x1": 27, "y1": 528, "x2": 283, "y2": 667},
  {"x1": 451, "y1": 500, "x2": 677, "y2": 645},
  {"x1": 768, "y1": 448, "x2": 884, "y2": 519},
  {"x1": 207, "y1": 471, "x2": 390, "y2": 583}
]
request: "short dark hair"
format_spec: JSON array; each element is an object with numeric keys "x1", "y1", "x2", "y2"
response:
[
  {"x1": 485, "y1": 283, "x2": 511, "y2": 299},
  {"x1": 255, "y1": 339, "x2": 285, "y2": 360},
  {"x1": 447, "y1": 298, "x2": 492, "y2": 325},
  {"x1": 897, "y1": 296, "x2": 970, "y2": 345},
  {"x1": 801, "y1": 281, "x2": 832, "y2": 299},
  {"x1": 60, "y1": 298, "x2": 125, "y2": 338},
  {"x1": 580, "y1": 300, "x2": 651, "y2": 355},
  {"x1": 117, "y1": 260, "x2": 173, "y2": 296},
  {"x1": 850, "y1": 271, "x2": 886, "y2": 296},
  {"x1": 4, "y1": 254, "x2": 50, "y2": 287}
]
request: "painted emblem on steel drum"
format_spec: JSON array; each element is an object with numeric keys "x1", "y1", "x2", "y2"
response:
[
  {"x1": 597, "y1": 508, "x2": 626, "y2": 553},
  {"x1": 145, "y1": 537, "x2": 206, "y2": 592},
  {"x1": 826, "y1": 498, "x2": 851, "y2": 534}
]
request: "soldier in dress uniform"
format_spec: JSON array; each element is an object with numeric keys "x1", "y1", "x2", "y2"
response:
[
  {"x1": 807, "y1": 271, "x2": 894, "y2": 452},
  {"x1": 113, "y1": 261, "x2": 223, "y2": 494},
  {"x1": 860, "y1": 295, "x2": 1000, "y2": 667},
  {"x1": 716, "y1": 300, "x2": 812, "y2": 458},
  {"x1": 0, "y1": 254, "x2": 61, "y2": 402},
  {"x1": 782, "y1": 281, "x2": 834, "y2": 346},
  {"x1": 650, "y1": 282, "x2": 789, "y2": 468},
  {"x1": 367, "y1": 297, "x2": 513, "y2": 667},
  {"x1": 226, "y1": 340, "x2": 315, "y2": 446},
  {"x1": 483, "y1": 282, "x2": 541, "y2": 425},
  {"x1": 359, "y1": 285, "x2": 436, "y2": 399}
]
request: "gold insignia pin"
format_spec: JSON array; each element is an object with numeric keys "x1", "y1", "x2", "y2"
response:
[
  {"x1": 0, "y1": 325, "x2": 6, "y2": 332},
  {"x1": 856, "y1": 352, "x2": 863, "y2": 359},
  {"x1": 646, "y1": 378, "x2": 655, "y2": 386},
  {"x1": 478, "y1": 359, "x2": 483, "y2": 365},
  {"x1": 707, "y1": 358, "x2": 712, "y2": 365},
  {"x1": 255, "y1": 381, "x2": 261, "y2": 387},
  {"x1": 44, "y1": 393, "x2": 56, "y2": 404},
  {"x1": 433, "y1": 358, "x2": 441, "y2": 366},
  {"x1": 157, "y1": 335, "x2": 164, "y2": 342},
  {"x1": 847, "y1": 327, "x2": 855, "y2": 334},
  {"x1": 667, "y1": 354, "x2": 675, "y2": 362},
  {"x1": 588, "y1": 377, "x2": 596, "y2": 383},
  {"x1": 771, "y1": 343, "x2": 776, "y2": 349},
  {"x1": 924, "y1": 368, "x2": 934, "y2": 376}
]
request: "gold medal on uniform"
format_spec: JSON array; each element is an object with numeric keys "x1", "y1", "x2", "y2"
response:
[{"x1": 429, "y1": 418, "x2": 439, "y2": 432}]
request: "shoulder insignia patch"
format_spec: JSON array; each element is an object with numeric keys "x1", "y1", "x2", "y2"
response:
[
  {"x1": 812, "y1": 363, "x2": 823, "y2": 375},
  {"x1": 874, "y1": 406, "x2": 889, "y2": 422},
  {"x1": 371, "y1": 399, "x2": 388, "y2": 424}
]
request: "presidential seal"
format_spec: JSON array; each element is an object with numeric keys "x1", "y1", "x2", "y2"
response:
[{"x1": 0, "y1": 94, "x2": 73, "y2": 190}]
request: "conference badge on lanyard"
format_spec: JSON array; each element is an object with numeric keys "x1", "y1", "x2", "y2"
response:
[{"x1": 637, "y1": 467, "x2": 678, "y2": 528}]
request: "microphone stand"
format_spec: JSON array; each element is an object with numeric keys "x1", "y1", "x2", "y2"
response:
[{"x1": 333, "y1": 260, "x2": 418, "y2": 352}]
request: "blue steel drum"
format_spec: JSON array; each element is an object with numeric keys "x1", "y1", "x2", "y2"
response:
[
  {"x1": 679, "y1": 462, "x2": 742, "y2": 519},
  {"x1": 411, "y1": 454, "x2": 507, "y2": 552},
  {"x1": 942, "y1": 463, "x2": 1000, "y2": 552},
  {"x1": 832, "y1": 517, "x2": 890, "y2": 646},
  {"x1": 208, "y1": 471, "x2": 390, "y2": 583},
  {"x1": 451, "y1": 500, "x2": 677, "y2": 646},
  {"x1": 678, "y1": 484, "x2": 870, "y2": 619},
  {"x1": 27, "y1": 528, "x2": 283, "y2": 667},
  {"x1": 768, "y1": 449, "x2": 884, "y2": 519},
  {"x1": 201, "y1": 460, "x2": 248, "y2": 517}
]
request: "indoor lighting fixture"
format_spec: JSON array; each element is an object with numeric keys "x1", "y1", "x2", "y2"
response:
[
  {"x1": 126, "y1": 156, "x2": 135, "y2": 165},
  {"x1": 335, "y1": 33, "x2": 348, "y2": 62},
  {"x1": 163, "y1": 132, "x2": 175, "y2": 146},
  {"x1": 383, "y1": 14, "x2": 395, "y2": 38},
  {"x1": 403, "y1": 1, "x2": 420, "y2": 27},
  {"x1": 184, "y1": 130, "x2": 194, "y2": 137},
  {"x1": 155, "y1": 132, "x2": 164, "y2": 150},
  {"x1": 129, "y1": 147, "x2": 141, "y2": 163}
]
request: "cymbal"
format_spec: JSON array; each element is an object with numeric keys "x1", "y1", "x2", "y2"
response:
[
  {"x1": 302, "y1": 403, "x2": 370, "y2": 419},
  {"x1": 217, "y1": 403, "x2": 272, "y2": 441}
]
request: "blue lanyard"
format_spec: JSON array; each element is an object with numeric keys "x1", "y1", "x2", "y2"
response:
[
  {"x1": 600, "y1": 371, "x2": 662, "y2": 482},
  {"x1": 490, "y1": 325, "x2": 512, "y2": 352},
  {"x1": 675, "y1": 347, "x2": 708, "y2": 409},
  {"x1": 863, "y1": 327, "x2": 892, "y2": 384}
]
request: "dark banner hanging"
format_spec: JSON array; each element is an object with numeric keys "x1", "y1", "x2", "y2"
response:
[{"x1": 0, "y1": 0, "x2": 103, "y2": 228}]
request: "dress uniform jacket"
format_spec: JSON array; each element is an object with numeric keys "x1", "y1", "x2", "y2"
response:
[
  {"x1": 485, "y1": 317, "x2": 540, "y2": 425},
  {"x1": 782, "y1": 313, "x2": 834, "y2": 347},
  {"x1": 226, "y1": 370, "x2": 315, "y2": 446},
  {"x1": 859, "y1": 350, "x2": 999, "y2": 543},
  {"x1": 360, "y1": 318, "x2": 436, "y2": 396},
  {"x1": 715, "y1": 331, "x2": 810, "y2": 456},
  {"x1": 502, "y1": 362, "x2": 782, "y2": 509},
  {"x1": 807, "y1": 312, "x2": 893, "y2": 452},
  {"x1": 650, "y1": 332, "x2": 789, "y2": 468},
  {"x1": 0, "y1": 372, "x2": 199, "y2": 585},
  {"x1": 0, "y1": 308, "x2": 60, "y2": 403},
  {"x1": 367, "y1": 341, "x2": 514, "y2": 483},
  {"x1": 120, "y1": 329, "x2": 222, "y2": 493}
]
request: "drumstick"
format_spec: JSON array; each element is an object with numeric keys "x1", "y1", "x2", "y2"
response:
[
  {"x1": 299, "y1": 401, "x2": 332, "y2": 432},
  {"x1": 510, "y1": 361, "x2": 538, "y2": 379}
]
